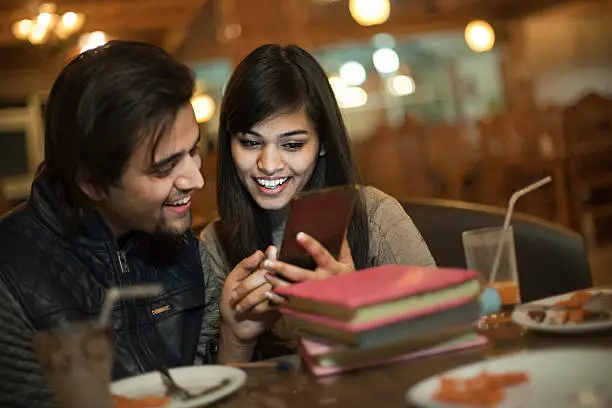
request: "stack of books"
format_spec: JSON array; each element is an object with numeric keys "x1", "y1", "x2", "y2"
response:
[{"x1": 274, "y1": 265, "x2": 487, "y2": 376}]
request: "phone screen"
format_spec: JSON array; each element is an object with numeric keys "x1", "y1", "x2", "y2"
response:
[{"x1": 277, "y1": 184, "x2": 358, "y2": 270}]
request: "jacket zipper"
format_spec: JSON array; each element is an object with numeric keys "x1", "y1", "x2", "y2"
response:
[
  {"x1": 113, "y1": 247, "x2": 148, "y2": 373},
  {"x1": 117, "y1": 250, "x2": 130, "y2": 274}
]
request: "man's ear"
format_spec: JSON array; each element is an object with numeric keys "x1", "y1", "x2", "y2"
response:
[{"x1": 76, "y1": 172, "x2": 105, "y2": 202}]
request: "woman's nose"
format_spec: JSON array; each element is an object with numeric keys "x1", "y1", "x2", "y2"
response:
[{"x1": 257, "y1": 145, "x2": 284, "y2": 175}]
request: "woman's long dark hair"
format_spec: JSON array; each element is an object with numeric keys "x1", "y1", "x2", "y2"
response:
[{"x1": 216, "y1": 44, "x2": 370, "y2": 270}]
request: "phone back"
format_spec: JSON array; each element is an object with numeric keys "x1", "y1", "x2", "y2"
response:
[{"x1": 278, "y1": 185, "x2": 358, "y2": 270}]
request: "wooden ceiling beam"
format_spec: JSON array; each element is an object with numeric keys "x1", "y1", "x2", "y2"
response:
[
  {"x1": 0, "y1": 12, "x2": 191, "y2": 46},
  {"x1": 0, "y1": 29, "x2": 160, "y2": 70},
  {"x1": 3, "y1": 0, "x2": 205, "y2": 20},
  {"x1": 178, "y1": 0, "x2": 579, "y2": 64},
  {"x1": 161, "y1": 0, "x2": 209, "y2": 54},
  {"x1": 0, "y1": 0, "x2": 588, "y2": 72},
  {"x1": 179, "y1": 3, "x2": 505, "y2": 64},
  {"x1": 0, "y1": 0, "x2": 204, "y2": 47},
  {"x1": 495, "y1": 0, "x2": 589, "y2": 18}
]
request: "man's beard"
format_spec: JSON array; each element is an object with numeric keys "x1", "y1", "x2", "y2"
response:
[
  {"x1": 144, "y1": 211, "x2": 192, "y2": 265},
  {"x1": 152, "y1": 210, "x2": 192, "y2": 239}
]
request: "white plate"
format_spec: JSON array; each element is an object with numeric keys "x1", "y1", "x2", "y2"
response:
[
  {"x1": 511, "y1": 290, "x2": 612, "y2": 334},
  {"x1": 406, "y1": 348, "x2": 612, "y2": 408},
  {"x1": 110, "y1": 365, "x2": 246, "y2": 408}
]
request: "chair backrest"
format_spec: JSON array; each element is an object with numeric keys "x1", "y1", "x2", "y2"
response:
[
  {"x1": 401, "y1": 198, "x2": 592, "y2": 302},
  {"x1": 0, "y1": 184, "x2": 11, "y2": 217}
]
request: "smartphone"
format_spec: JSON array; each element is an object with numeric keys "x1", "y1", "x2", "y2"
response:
[{"x1": 277, "y1": 184, "x2": 359, "y2": 270}]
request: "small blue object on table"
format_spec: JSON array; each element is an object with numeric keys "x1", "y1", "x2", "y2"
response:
[{"x1": 479, "y1": 287, "x2": 502, "y2": 316}]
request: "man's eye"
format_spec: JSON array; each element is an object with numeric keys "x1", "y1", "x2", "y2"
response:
[
  {"x1": 189, "y1": 145, "x2": 200, "y2": 156},
  {"x1": 153, "y1": 163, "x2": 174, "y2": 177}
]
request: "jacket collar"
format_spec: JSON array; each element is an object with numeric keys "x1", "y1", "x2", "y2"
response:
[
  {"x1": 29, "y1": 174, "x2": 136, "y2": 251},
  {"x1": 28, "y1": 173, "x2": 195, "y2": 257}
]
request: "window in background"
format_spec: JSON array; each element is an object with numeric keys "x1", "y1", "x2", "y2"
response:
[
  {"x1": 311, "y1": 29, "x2": 504, "y2": 142},
  {"x1": 0, "y1": 130, "x2": 29, "y2": 179},
  {"x1": 190, "y1": 59, "x2": 232, "y2": 152},
  {"x1": 0, "y1": 96, "x2": 45, "y2": 200}
]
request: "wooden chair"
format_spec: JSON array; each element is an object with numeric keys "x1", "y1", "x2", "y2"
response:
[
  {"x1": 563, "y1": 93, "x2": 612, "y2": 247},
  {"x1": 477, "y1": 108, "x2": 570, "y2": 226},
  {"x1": 0, "y1": 183, "x2": 12, "y2": 217},
  {"x1": 421, "y1": 122, "x2": 475, "y2": 201},
  {"x1": 354, "y1": 116, "x2": 429, "y2": 199}
]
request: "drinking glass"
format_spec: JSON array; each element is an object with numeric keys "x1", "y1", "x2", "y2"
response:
[
  {"x1": 463, "y1": 226, "x2": 520, "y2": 326},
  {"x1": 33, "y1": 321, "x2": 114, "y2": 408}
]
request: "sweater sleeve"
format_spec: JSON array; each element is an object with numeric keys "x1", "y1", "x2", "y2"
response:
[
  {"x1": 364, "y1": 186, "x2": 436, "y2": 268},
  {"x1": 0, "y1": 277, "x2": 54, "y2": 408},
  {"x1": 194, "y1": 223, "x2": 228, "y2": 364}
]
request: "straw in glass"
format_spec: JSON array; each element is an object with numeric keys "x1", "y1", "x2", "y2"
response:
[{"x1": 488, "y1": 176, "x2": 552, "y2": 284}]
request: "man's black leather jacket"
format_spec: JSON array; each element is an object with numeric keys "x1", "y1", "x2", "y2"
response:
[{"x1": 0, "y1": 175, "x2": 220, "y2": 407}]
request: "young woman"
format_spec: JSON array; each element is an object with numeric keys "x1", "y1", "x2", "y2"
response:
[{"x1": 199, "y1": 44, "x2": 435, "y2": 363}]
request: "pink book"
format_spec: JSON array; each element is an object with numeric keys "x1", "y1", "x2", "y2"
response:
[
  {"x1": 280, "y1": 296, "x2": 478, "y2": 332},
  {"x1": 274, "y1": 265, "x2": 480, "y2": 323},
  {"x1": 280, "y1": 299, "x2": 480, "y2": 348},
  {"x1": 299, "y1": 335, "x2": 488, "y2": 377},
  {"x1": 299, "y1": 323, "x2": 477, "y2": 357}
]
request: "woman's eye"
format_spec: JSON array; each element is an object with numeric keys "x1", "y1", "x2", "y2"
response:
[
  {"x1": 284, "y1": 142, "x2": 304, "y2": 150},
  {"x1": 239, "y1": 140, "x2": 260, "y2": 148}
]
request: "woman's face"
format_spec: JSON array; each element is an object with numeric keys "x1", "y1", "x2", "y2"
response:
[{"x1": 231, "y1": 109, "x2": 320, "y2": 211}]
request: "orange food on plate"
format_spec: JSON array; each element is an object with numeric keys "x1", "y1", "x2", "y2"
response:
[
  {"x1": 113, "y1": 394, "x2": 171, "y2": 408},
  {"x1": 433, "y1": 370, "x2": 529, "y2": 407},
  {"x1": 567, "y1": 309, "x2": 587, "y2": 324},
  {"x1": 556, "y1": 290, "x2": 591, "y2": 308},
  {"x1": 554, "y1": 291, "x2": 593, "y2": 323}
]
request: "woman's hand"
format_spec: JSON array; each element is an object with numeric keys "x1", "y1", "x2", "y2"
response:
[
  {"x1": 263, "y1": 232, "x2": 355, "y2": 286},
  {"x1": 220, "y1": 247, "x2": 288, "y2": 342},
  {"x1": 220, "y1": 250, "x2": 270, "y2": 342},
  {"x1": 232, "y1": 246, "x2": 288, "y2": 314}
]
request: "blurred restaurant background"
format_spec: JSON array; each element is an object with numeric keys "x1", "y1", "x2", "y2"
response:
[{"x1": 0, "y1": 0, "x2": 611, "y2": 283}]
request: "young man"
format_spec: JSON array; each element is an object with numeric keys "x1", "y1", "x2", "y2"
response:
[{"x1": 0, "y1": 41, "x2": 221, "y2": 407}]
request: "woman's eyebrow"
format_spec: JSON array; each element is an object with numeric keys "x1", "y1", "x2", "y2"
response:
[{"x1": 244, "y1": 129, "x2": 308, "y2": 138}]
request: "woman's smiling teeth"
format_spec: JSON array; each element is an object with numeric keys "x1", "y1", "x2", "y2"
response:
[
  {"x1": 255, "y1": 177, "x2": 289, "y2": 190},
  {"x1": 165, "y1": 196, "x2": 191, "y2": 206}
]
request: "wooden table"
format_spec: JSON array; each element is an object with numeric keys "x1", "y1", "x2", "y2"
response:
[{"x1": 214, "y1": 321, "x2": 612, "y2": 408}]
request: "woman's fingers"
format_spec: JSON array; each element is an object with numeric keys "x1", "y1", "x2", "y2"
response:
[
  {"x1": 264, "y1": 245, "x2": 278, "y2": 262},
  {"x1": 296, "y1": 232, "x2": 335, "y2": 268},
  {"x1": 233, "y1": 269, "x2": 268, "y2": 302},
  {"x1": 338, "y1": 237, "x2": 355, "y2": 268},
  {"x1": 235, "y1": 282, "x2": 272, "y2": 313},
  {"x1": 264, "y1": 273, "x2": 291, "y2": 289},
  {"x1": 264, "y1": 291, "x2": 286, "y2": 305},
  {"x1": 229, "y1": 250, "x2": 265, "y2": 283},
  {"x1": 263, "y1": 259, "x2": 313, "y2": 282}
]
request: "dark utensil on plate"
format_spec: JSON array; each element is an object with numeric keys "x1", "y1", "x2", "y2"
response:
[{"x1": 153, "y1": 360, "x2": 231, "y2": 401}]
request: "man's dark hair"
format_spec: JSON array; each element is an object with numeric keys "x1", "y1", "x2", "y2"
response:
[{"x1": 41, "y1": 40, "x2": 195, "y2": 232}]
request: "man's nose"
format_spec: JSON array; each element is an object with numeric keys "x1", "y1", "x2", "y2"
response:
[{"x1": 176, "y1": 156, "x2": 205, "y2": 191}]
